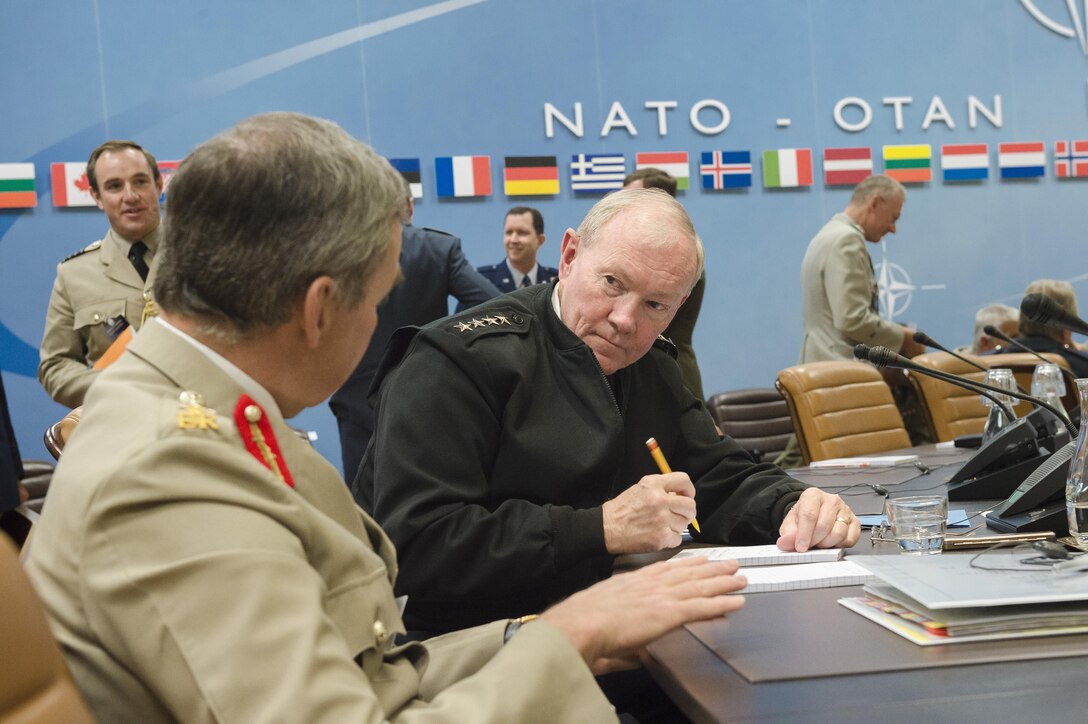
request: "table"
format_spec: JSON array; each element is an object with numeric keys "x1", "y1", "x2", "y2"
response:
[{"x1": 643, "y1": 444, "x2": 1088, "y2": 723}]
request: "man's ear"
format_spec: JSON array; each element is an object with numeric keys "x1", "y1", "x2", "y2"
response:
[
  {"x1": 91, "y1": 189, "x2": 104, "y2": 211},
  {"x1": 558, "y1": 229, "x2": 579, "y2": 277},
  {"x1": 299, "y1": 276, "x2": 337, "y2": 349}
]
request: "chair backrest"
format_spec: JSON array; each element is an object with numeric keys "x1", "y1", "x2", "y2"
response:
[
  {"x1": 775, "y1": 360, "x2": 910, "y2": 464},
  {"x1": 705, "y1": 388, "x2": 793, "y2": 462},
  {"x1": 43, "y1": 408, "x2": 81, "y2": 462},
  {"x1": 0, "y1": 535, "x2": 94, "y2": 723}
]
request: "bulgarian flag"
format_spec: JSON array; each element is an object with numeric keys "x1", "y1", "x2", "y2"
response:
[
  {"x1": 883, "y1": 145, "x2": 932, "y2": 183},
  {"x1": 762, "y1": 148, "x2": 813, "y2": 188},
  {"x1": 0, "y1": 163, "x2": 36, "y2": 208},
  {"x1": 51, "y1": 162, "x2": 97, "y2": 207},
  {"x1": 635, "y1": 151, "x2": 690, "y2": 190}
]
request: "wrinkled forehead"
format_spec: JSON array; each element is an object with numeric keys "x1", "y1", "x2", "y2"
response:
[{"x1": 594, "y1": 209, "x2": 699, "y2": 279}]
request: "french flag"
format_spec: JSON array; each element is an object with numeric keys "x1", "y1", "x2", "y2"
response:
[
  {"x1": 998, "y1": 142, "x2": 1045, "y2": 179},
  {"x1": 435, "y1": 155, "x2": 492, "y2": 197}
]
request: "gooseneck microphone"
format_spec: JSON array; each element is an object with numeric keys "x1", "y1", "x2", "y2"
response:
[
  {"x1": 855, "y1": 344, "x2": 1077, "y2": 437},
  {"x1": 912, "y1": 330, "x2": 989, "y2": 373},
  {"x1": 983, "y1": 324, "x2": 1051, "y2": 365},
  {"x1": 1021, "y1": 293, "x2": 1088, "y2": 336}
]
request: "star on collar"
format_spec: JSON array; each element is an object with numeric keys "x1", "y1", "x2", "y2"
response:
[
  {"x1": 455, "y1": 321, "x2": 473, "y2": 332},
  {"x1": 470, "y1": 318, "x2": 487, "y2": 328}
]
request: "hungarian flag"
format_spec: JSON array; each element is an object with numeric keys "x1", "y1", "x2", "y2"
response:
[
  {"x1": 1055, "y1": 140, "x2": 1088, "y2": 179},
  {"x1": 883, "y1": 145, "x2": 932, "y2": 183},
  {"x1": 998, "y1": 142, "x2": 1045, "y2": 179},
  {"x1": 940, "y1": 144, "x2": 988, "y2": 181},
  {"x1": 0, "y1": 163, "x2": 36, "y2": 208},
  {"x1": 503, "y1": 156, "x2": 559, "y2": 196},
  {"x1": 390, "y1": 158, "x2": 423, "y2": 198},
  {"x1": 822, "y1": 147, "x2": 871, "y2": 185},
  {"x1": 762, "y1": 148, "x2": 813, "y2": 188},
  {"x1": 51, "y1": 162, "x2": 97, "y2": 207},
  {"x1": 157, "y1": 160, "x2": 180, "y2": 204},
  {"x1": 434, "y1": 156, "x2": 492, "y2": 197},
  {"x1": 699, "y1": 151, "x2": 751, "y2": 189},
  {"x1": 635, "y1": 151, "x2": 690, "y2": 190}
]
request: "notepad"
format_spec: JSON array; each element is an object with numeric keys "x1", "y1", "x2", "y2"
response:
[
  {"x1": 808, "y1": 455, "x2": 919, "y2": 469},
  {"x1": 672, "y1": 544, "x2": 844, "y2": 566},
  {"x1": 739, "y1": 560, "x2": 875, "y2": 593}
]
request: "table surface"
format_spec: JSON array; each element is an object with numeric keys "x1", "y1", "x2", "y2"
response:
[{"x1": 642, "y1": 443, "x2": 1088, "y2": 723}]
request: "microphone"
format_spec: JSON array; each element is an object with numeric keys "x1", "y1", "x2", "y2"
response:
[
  {"x1": 983, "y1": 324, "x2": 1051, "y2": 365},
  {"x1": 856, "y1": 344, "x2": 1076, "y2": 437},
  {"x1": 912, "y1": 330, "x2": 988, "y2": 373},
  {"x1": 1021, "y1": 293, "x2": 1088, "y2": 336}
]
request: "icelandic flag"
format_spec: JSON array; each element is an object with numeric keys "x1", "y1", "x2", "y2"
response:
[
  {"x1": 699, "y1": 151, "x2": 751, "y2": 189},
  {"x1": 1055, "y1": 141, "x2": 1088, "y2": 179},
  {"x1": 569, "y1": 153, "x2": 626, "y2": 192},
  {"x1": 50, "y1": 162, "x2": 97, "y2": 207},
  {"x1": 998, "y1": 142, "x2": 1045, "y2": 179},
  {"x1": 940, "y1": 144, "x2": 988, "y2": 182},
  {"x1": 390, "y1": 158, "x2": 423, "y2": 198},
  {"x1": 435, "y1": 156, "x2": 492, "y2": 197}
]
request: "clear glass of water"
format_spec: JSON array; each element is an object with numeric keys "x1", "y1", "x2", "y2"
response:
[{"x1": 885, "y1": 496, "x2": 947, "y2": 555}]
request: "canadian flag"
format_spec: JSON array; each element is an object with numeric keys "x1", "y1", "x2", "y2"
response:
[{"x1": 51, "y1": 162, "x2": 97, "y2": 207}]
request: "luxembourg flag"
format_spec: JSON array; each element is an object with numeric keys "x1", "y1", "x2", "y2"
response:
[
  {"x1": 940, "y1": 144, "x2": 988, "y2": 181},
  {"x1": 434, "y1": 155, "x2": 492, "y2": 197},
  {"x1": 50, "y1": 162, "x2": 97, "y2": 207},
  {"x1": 998, "y1": 142, "x2": 1045, "y2": 179}
]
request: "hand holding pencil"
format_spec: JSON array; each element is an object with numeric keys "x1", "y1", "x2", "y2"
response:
[{"x1": 645, "y1": 437, "x2": 700, "y2": 533}]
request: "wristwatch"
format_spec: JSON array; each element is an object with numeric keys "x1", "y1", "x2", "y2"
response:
[{"x1": 503, "y1": 614, "x2": 539, "y2": 644}]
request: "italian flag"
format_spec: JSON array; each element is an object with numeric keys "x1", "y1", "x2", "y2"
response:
[
  {"x1": 762, "y1": 148, "x2": 813, "y2": 188},
  {"x1": 0, "y1": 163, "x2": 36, "y2": 208}
]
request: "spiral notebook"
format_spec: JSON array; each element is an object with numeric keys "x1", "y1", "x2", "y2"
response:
[{"x1": 672, "y1": 546, "x2": 873, "y2": 593}]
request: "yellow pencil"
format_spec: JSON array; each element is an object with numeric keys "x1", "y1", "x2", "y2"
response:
[{"x1": 644, "y1": 437, "x2": 700, "y2": 533}]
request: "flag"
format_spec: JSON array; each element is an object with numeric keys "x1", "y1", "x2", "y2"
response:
[
  {"x1": 1055, "y1": 140, "x2": 1088, "y2": 179},
  {"x1": 998, "y1": 142, "x2": 1045, "y2": 179},
  {"x1": 569, "y1": 153, "x2": 625, "y2": 192},
  {"x1": 503, "y1": 156, "x2": 559, "y2": 196},
  {"x1": 635, "y1": 151, "x2": 689, "y2": 190},
  {"x1": 390, "y1": 158, "x2": 423, "y2": 198},
  {"x1": 0, "y1": 163, "x2": 36, "y2": 208},
  {"x1": 157, "y1": 160, "x2": 180, "y2": 204},
  {"x1": 882, "y1": 145, "x2": 932, "y2": 183},
  {"x1": 940, "y1": 144, "x2": 988, "y2": 182},
  {"x1": 434, "y1": 156, "x2": 491, "y2": 197},
  {"x1": 50, "y1": 162, "x2": 96, "y2": 207},
  {"x1": 699, "y1": 151, "x2": 751, "y2": 189},
  {"x1": 762, "y1": 148, "x2": 813, "y2": 188},
  {"x1": 822, "y1": 147, "x2": 872, "y2": 185}
]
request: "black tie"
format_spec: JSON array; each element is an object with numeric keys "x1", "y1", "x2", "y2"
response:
[
  {"x1": 128, "y1": 241, "x2": 150, "y2": 282},
  {"x1": 520, "y1": 276, "x2": 532, "y2": 288}
]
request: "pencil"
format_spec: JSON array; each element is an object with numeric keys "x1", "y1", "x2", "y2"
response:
[{"x1": 645, "y1": 437, "x2": 701, "y2": 533}]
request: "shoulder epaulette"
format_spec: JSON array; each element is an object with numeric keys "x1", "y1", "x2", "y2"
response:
[
  {"x1": 448, "y1": 310, "x2": 529, "y2": 338},
  {"x1": 61, "y1": 240, "x2": 102, "y2": 263},
  {"x1": 653, "y1": 334, "x2": 678, "y2": 359},
  {"x1": 421, "y1": 226, "x2": 455, "y2": 238}
]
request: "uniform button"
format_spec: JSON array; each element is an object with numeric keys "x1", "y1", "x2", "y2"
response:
[
  {"x1": 511, "y1": 313, "x2": 524, "y2": 324},
  {"x1": 93, "y1": 313, "x2": 102, "y2": 322},
  {"x1": 373, "y1": 620, "x2": 387, "y2": 644}
]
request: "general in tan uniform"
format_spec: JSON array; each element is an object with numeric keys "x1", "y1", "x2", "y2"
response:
[{"x1": 27, "y1": 112, "x2": 748, "y2": 722}]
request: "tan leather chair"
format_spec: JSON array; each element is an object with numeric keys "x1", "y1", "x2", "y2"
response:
[
  {"x1": 776, "y1": 361, "x2": 910, "y2": 464},
  {"x1": 0, "y1": 535, "x2": 94, "y2": 723},
  {"x1": 705, "y1": 388, "x2": 794, "y2": 462},
  {"x1": 43, "y1": 408, "x2": 81, "y2": 462}
]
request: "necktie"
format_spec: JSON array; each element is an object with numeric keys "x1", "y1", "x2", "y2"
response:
[
  {"x1": 520, "y1": 276, "x2": 532, "y2": 288},
  {"x1": 128, "y1": 241, "x2": 150, "y2": 282}
]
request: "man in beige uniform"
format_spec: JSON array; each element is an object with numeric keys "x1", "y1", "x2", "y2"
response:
[
  {"x1": 38, "y1": 140, "x2": 164, "y2": 408},
  {"x1": 26, "y1": 112, "x2": 747, "y2": 723}
]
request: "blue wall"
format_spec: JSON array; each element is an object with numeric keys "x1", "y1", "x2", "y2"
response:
[{"x1": 3, "y1": 0, "x2": 1086, "y2": 473}]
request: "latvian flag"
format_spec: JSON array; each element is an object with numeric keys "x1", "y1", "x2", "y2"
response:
[
  {"x1": 570, "y1": 153, "x2": 625, "y2": 192},
  {"x1": 0, "y1": 163, "x2": 36, "y2": 209},
  {"x1": 998, "y1": 142, "x2": 1045, "y2": 179},
  {"x1": 635, "y1": 152, "x2": 689, "y2": 190},
  {"x1": 762, "y1": 148, "x2": 813, "y2": 188},
  {"x1": 435, "y1": 156, "x2": 492, "y2": 197},
  {"x1": 822, "y1": 147, "x2": 872, "y2": 186},
  {"x1": 1055, "y1": 140, "x2": 1088, "y2": 178},
  {"x1": 51, "y1": 162, "x2": 97, "y2": 207},
  {"x1": 883, "y1": 145, "x2": 931, "y2": 183},
  {"x1": 940, "y1": 144, "x2": 988, "y2": 182},
  {"x1": 157, "y1": 160, "x2": 180, "y2": 204},
  {"x1": 503, "y1": 156, "x2": 559, "y2": 196},
  {"x1": 699, "y1": 151, "x2": 751, "y2": 189},
  {"x1": 390, "y1": 158, "x2": 423, "y2": 198}
]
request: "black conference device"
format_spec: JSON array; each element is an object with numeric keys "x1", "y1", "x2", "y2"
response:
[{"x1": 985, "y1": 441, "x2": 1075, "y2": 535}]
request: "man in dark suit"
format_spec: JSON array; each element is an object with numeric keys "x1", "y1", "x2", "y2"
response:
[
  {"x1": 329, "y1": 186, "x2": 499, "y2": 478},
  {"x1": 476, "y1": 206, "x2": 559, "y2": 292}
]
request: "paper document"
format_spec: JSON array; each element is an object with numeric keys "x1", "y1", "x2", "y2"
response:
[
  {"x1": 738, "y1": 560, "x2": 875, "y2": 593},
  {"x1": 809, "y1": 455, "x2": 919, "y2": 469},
  {"x1": 672, "y1": 544, "x2": 843, "y2": 566}
]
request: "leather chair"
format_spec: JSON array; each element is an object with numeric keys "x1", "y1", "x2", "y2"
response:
[
  {"x1": 705, "y1": 388, "x2": 793, "y2": 462},
  {"x1": 43, "y1": 408, "x2": 81, "y2": 462},
  {"x1": 775, "y1": 361, "x2": 910, "y2": 464},
  {"x1": 0, "y1": 535, "x2": 94, "y2": 723}
]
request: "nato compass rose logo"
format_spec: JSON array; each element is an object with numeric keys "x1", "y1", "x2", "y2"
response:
[
  {"x1": 874, "y1": 257, "x2": 947, "y2": 321},
  {"x1": 1020, "y1": 1, "x2": 1088, "y2": 56}
]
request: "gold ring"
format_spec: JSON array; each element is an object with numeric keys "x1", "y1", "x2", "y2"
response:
[{"x1": 835, "y1": 516, "x2": 851, "y2": 525}]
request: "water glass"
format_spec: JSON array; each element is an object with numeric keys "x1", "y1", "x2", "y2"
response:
[
  {"x1": 1031, "y1": 363, "x2": 1066, "y2": 407},
  {"x1": 981, "y1": 367, "x2": 1016, "y2": 408},
  {"x1": 885, "y1": 496, "x2": 947, "y2": 555}
]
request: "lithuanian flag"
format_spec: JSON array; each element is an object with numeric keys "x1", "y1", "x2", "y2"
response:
[
  {"x1": 0, "y1": 163, "x2": 36, "y2": 208},
  {"x1": 503, "y1": 156, "x2": 560, "y2": 196},
  {"x1": 883, "y1": 145, "x2": 932, "y2": 183}
]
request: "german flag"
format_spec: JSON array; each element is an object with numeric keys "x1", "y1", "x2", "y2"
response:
[{"x1": 503, "y1": 156, "x2": 560, "y2": 196}]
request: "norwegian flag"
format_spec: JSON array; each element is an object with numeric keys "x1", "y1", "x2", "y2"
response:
[{"x1": 1055, "y1": 140, "x2": 1088, "y2": 179}]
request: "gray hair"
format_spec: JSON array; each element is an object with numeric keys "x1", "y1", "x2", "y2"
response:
[
  {"x1": 154, "y1": 112, "x2": 403, "y2": 340},
  {"x1": 577, "y1": 187, "x2": 704, "y2": 289},
  {"x1": 972, "y1": 303, "x2": 1019, "y2": 352},
  {"x1": 849, "y1": 174, "x2": 905, "y2": 205},
  {"x1": 1021, "y1": 279, "x2": 1079, "y2": 339}
]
